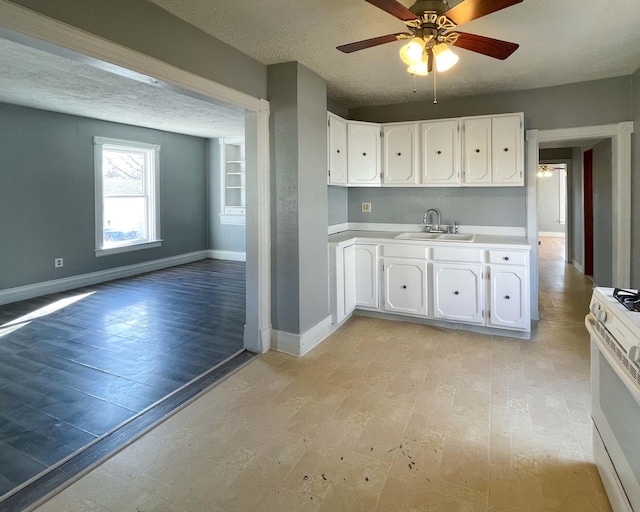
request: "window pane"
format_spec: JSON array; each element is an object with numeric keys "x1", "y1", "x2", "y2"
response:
[
  {"x1": 102, "y1": 149, "x2": 145, "y2": 196},
  {"x1": 103, "y1": 196, "x2": 147, "y2": 245}
]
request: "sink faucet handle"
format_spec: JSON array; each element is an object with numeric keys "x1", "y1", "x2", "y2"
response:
[{"x1": 454, "y1": 221, "x2": 459, "y2": 233}]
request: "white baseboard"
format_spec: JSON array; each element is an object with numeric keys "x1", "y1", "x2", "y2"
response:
[
  {"x1": 0, "y1": 251, "x2": 209, "y2": 306},
  {"x1": 208, "y1": 250, "x2": 246, "y2": 262},
  {"x1": 272, "y1": 315, "x2": 332, "y2": 357},
  {"x1": 329, "y1": 222, "x2": 525, "y2": 237},
  {"x1": 572, "y1": 259, "x2": 584, "y2": 273},
  {"x1": 539, "y1": 231, "x2": 566, "y2": 238}
]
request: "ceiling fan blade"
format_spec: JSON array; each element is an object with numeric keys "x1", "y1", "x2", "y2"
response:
[
  {"x1": 451, "y1": 32, "x2": 519, "y2": 60},
  {"x1": 444, "y1": 0, "x2": 523, "y2": 26},
  {"x1": 365, "y1": 0, "x2": 418, "y2": 21},
  {"x1": 337, "y1": 32, "x2": 411, "y2": 53}
]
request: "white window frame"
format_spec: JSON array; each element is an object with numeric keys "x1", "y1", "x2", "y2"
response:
[{"x1": 93, "y1": 136, "x2": 162, "y2": 257}]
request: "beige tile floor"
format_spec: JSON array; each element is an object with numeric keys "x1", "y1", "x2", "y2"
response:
[{"x1": 33, "y1": 240, "x2": 610, "y2": 512}]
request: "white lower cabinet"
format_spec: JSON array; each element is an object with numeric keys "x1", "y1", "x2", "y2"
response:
[
  {"x1": 343, "y1": 244, "x2": 357, "y2": 317},
  {"x1": 488, "y1": 264, "x2": 528, "y2": 329},
  {"x1": 432, "y1": 263, "x2": 484, "y2": 325},
  {"x1": 383, "y1": 257, "x2": 428, "y2": 316},
  {"x1": 355, "y1": 244, "x2": 379, "y2": 308}
]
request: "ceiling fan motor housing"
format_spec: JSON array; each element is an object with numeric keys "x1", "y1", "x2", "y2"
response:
[{"x1": 409, "y1": 0, "x2": 451, "y2": 16}]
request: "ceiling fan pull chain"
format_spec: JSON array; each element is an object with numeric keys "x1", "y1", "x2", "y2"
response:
[
  {"x1": 413, "y1": 73, "x2": 417, "y2": 94},
  {"x1": 433, "y1": 64, "x2": 438, "y2": 104}
]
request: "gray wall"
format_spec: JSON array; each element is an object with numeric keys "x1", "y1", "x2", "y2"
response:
[
  {"x1": 0, "y1": 102, "x2": 207, "y2": 290},
  {"x1": 268, "y1": 62, "x2": 329, "y2": 335},
  {"x1": 327, "y1": 99, "x2": 348, "y2": 119},
  {"x1": 349, "y1": 76, "x2": 632, "y2": 130},
  {"x1": 537, "y1": 170, "x2": 565, "y2": 233},
  {"x1": 592, "y1": 139, "x2": 613, "y2": 287},
  {"x1": 9, "y1": 0, "x2": 267, "y2": 100},
  {"x1": 328, "y1": 186, "x2": 348, "y2": 226},
  {"x1": 348, "y1": 187, "x2": 525, "y2": 226},
  {"x1": 571, "y1": 147, "x2": 584, "y2": 269},
  {"x1": 633, "y1": 69, "x2": 640, "y2": 288},
  {"x1": 206, "y1": 139, "x2": 246, "y2": 253}
]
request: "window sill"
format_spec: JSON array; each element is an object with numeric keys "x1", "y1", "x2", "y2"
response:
[
  {"x1": 220, "y1": 214, "x2": 246, "y2": 226},
  {"x1": 95, "y1": 240, "x2": 162, "y2": 257}
]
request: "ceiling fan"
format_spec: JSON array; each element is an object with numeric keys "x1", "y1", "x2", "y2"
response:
[{"x1": 337, "y1": 0, "x2": 523, "y2": 99}]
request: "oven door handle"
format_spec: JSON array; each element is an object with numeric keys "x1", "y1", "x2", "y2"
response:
[{"x1": 587, "y1": 313, "x2": 640, "y2": 405}]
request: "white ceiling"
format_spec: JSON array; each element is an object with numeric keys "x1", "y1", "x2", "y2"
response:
[
  {"x1": 0, "y1": 37, "x2": 245, "y2": 139},
  {"x1": 151, "y1": 0, "x2": 640, "y2": 108}
]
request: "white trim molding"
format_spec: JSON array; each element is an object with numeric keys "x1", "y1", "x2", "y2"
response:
[
  {"x1": 208, "y1": 250, "x2": 246, "y2": 262},
  {"x1": 272, "y1": 315, "x2": 333, "y2": 357},
  {"x1": 573, "y1": 259, "x2": 585, "y2": 274},
  {"x1": 0, "y1": 251, "x2": 208, "y2": 306},
  {"x1": 526, "y1": 121, "x2": 634, "y2": 320},
  {"x1": 0, "y1": 2, "x2": 272, "y2": 356}
]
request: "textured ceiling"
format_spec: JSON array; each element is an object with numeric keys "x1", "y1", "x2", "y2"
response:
[
  {"x1": 151, "y1": 0, "x2": 640, "y2": 108},
  {"x1": 0, "y1": 38, "x2": 245, "y2": 139}
]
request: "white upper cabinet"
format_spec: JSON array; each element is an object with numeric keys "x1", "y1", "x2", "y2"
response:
[
  {"x1": 327, "y1": 113, "x2": 347, "y2": 185},
  {"x1": 348, "y1": 121, "x2": 381, "y2": 186},
  {"x1": 462, "y1": 117, "x2": 491, "y2": 184},
  {"x1": 421, "y1": 120, "x2": 460, "y2": 186},
  {"x1": 383, "y1": 123, "x2": 419, "y2": 185},
  {"x1": 462, "y1": 113, "x2": 523, "y2": 186},
  {"x1": 491, "y1": 114, "x2": 523, "y2": 185}
]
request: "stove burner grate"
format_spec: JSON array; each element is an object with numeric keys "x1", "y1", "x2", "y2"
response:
[{"x1": 614, "y1": 288, "x2": 640, "y2": 312}]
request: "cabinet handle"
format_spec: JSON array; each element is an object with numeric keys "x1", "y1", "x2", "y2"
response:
[
  {"x1": 437, "y1": 150, "x2": 442, "y2": 154},
  {"x1": 397, "y1": 152, "x2": 402, "y2": 156},
  {"x1": 505, "y1": 295, "x2": 510, "y2": 300},
  {"x1": 362, "y1": 152, "x2": 367, "y2": 156},
  {"x1": 475, "y1": 149, "x2": 480, "y2": 153},
  {"x1": 336, "y1": 149, "x2": 340, "y2": 153},
  {"x1": 503, "y1": 256, "x2": 510, "y2": 261},
  {"x1": 402, "y1": 285, "x2": 407, "y2": 289},
  {"x1": 454, "y1": 291, "x2": 459, "y2": 295},
  {"x1": 504, "y1": 147, "x2": 509, "y2": 152}
]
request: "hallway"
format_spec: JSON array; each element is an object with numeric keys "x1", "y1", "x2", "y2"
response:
[{"x1": 32, "y1": 246, "x2": 607, "y2": 512}]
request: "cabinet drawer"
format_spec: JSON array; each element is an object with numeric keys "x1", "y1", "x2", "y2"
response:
[
  {"x1": 382, "y1": 244, "x2": 428, "y2": 259},
  {"x1": 488, "y1": 250, "x2": 526, "y2": 265},
  {"x1": 432, "y1": 247, "x2": 482, "y2": 263}
]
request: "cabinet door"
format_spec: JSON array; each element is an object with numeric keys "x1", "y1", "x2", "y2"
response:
[
  {"x1": 348, "y1": 122, "x2": 381, "y2": 185},
  {"x1": 491, "y1": 115, "x2": 523, "y2": 185},
  {"x1": 328, "y1": 114, "x2": 348, "y2": 185},
  {"x1": 462, "y1": 117, "x2": 491, "y2": 184},
  {"x1": 432, "y1": 263, "x2": 483, "y2": 324},
  {"x1": 488, "y1": 264, "x2": 529, "y2": 329},
  {"x1": 355, "y1": 244, "x2": 379, "y2": 309},
  {"x1": 383, "y1": 258, "x2": 427, "y2": 316},
  {"x1": 421, "y1": 120, "x2": 460, "y2": 186},
  {"x1": 343, "y1": 244, "x2": 357, "y2": 316},
  {"x1": 383, "y1": 124, "x2": 419, "y2": 185}
]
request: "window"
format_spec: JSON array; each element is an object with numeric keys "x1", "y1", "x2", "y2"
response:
[
  {"x1": 219, "y1": 138, "x2": 245, "y2": 225},
  {"x1": 94, "y1": 137, "x2": 161, "y2": 256}
]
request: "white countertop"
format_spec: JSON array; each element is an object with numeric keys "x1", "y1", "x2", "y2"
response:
[{"x1": 328, "y1": 230, "x2": 531, "y2": 249}]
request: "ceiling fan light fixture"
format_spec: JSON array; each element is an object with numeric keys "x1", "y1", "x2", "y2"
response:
[
  {"x1": 433, "y1": 43, "x2": 459, "y2": 72},
  {"x1": 407, "y1": 62, "x2": 429, "y2": 76},
  {"x1": 399, "y1": 37, "x2": 425, "y2": 66}
]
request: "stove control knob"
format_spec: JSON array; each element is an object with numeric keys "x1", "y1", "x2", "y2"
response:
[
  {"x1": 628, "y1": 346, "x2": 640, "y2": 363},
  {"x1": 590, "y1": 302, "x2": 600, "y2": 315},
  {"x1": 596, "y1": 309, "x2": 608, "y2": 323}
]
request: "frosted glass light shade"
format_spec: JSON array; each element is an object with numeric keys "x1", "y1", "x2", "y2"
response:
[
  {"x1": 407, "y1": 62, "x2": 429, "y2": 76},
  {"x1": 433, "y1": 43, "x2": 459, "y2": 72},
  {"x1": 400, "y1": 38, "x2": 425, "y2": 65}
]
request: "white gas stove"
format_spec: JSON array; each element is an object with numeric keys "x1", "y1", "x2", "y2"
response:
[{"x1": 587, "y1": 287, "x2": 640, "y2": 512}]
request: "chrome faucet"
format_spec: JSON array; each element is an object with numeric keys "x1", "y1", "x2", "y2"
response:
[{"x1": 423, "y1": 208, "x2": 442, "y2": 232}]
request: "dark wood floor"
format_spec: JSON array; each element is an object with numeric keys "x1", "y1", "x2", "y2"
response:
[{"x1": 0, "y1": 259, "x2": 246, "y2": 500}]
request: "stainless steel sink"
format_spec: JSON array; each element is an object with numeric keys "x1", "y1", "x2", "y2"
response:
[
  {"x1": 394, "y1": 232, "x2": 475, "y2": 242},
  {"x1": 394, "y1": 232, "x2": 442, "y2": 240},
  {"x1": 436, "y1": 233, "x2": 476, "y2": 242}
]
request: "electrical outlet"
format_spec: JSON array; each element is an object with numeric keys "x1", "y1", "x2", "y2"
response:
[
  {"x1": 54, "y1": 258, "x2": 64, "y2": 268},
  {"x1": 361, "y1": 202, "x2": 372, "y2": 213}
]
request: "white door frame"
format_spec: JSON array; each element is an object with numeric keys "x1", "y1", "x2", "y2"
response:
[
  {"x1": 537, "y1": 158, "x2": 571, "y2": 262},
  {"x1": 0, "y1": 1, "x2": 272, "y2": 353},
  {"x1": 526, "y1": 122, "x2": 633, "y2": 320}
]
